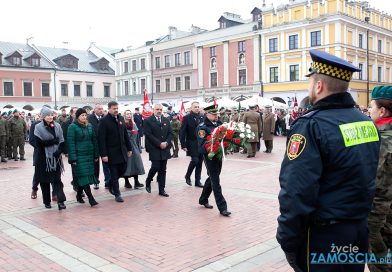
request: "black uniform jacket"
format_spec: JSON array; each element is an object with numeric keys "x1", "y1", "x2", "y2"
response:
[
  {"x1": 144, "y1": 115, "x2": 172, "y2": 161},
  {"x1": 277, "y1": 92, "x2": 380, "y2": 252},
  {"x1": 180, "y1": 112, "x2": 204, "y2": 157}
]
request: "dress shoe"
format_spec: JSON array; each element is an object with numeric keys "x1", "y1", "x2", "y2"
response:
[
  {"x1": 159, "y1": 191, "x2": 169, "y2": 197},
  {"x1": 58, "y1": 202, "x2": 66, "y2": 210},
  {"x1": 220, "y1": 210, "x2": 231, "y2": 217},
  {"x1": 195, "y1": 183, "x2": 204, "y2": 188},
  {"x1": 45, "y1": 204, "x2": 51, "y2": 209},
  {"x1": 115, "y1": 196, "x2": 124, "y2": 202},
  {"x1": 93, "y1": 184, "x2": 99, "y2": 190},
  {"x1": 89, "y1": 199, "x2": 99, "y2": 207},
  {"x1": 76, "y1": 194, "x2": 85, "y2": 204},
  {"x1": 145, "y1": 184, "x2": 151, "y2": 193},
  {"x1": 201, "y1": 203, "x2": 213, "y2": 209},
  {"x1": 14, "y1": 157, "x2": 19, "y2": 161},
  {"x1": 135, "y1": 181, "x2": 144, "y2": 188},
  {"x1": 185, "y1": 177, "x2": 192, "y2": 186},
  {"x1": 1, "y1": 158, "x2": 7, "y2": 163},
  {"x1": 20, "y1": 156, "x2": 26, "y2": 161}
]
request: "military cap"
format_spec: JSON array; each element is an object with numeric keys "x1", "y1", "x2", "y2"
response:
[
  {"x1": 306, "y1": 49, "x2": 360, "y2": 82},
  {"x1": 8, "y1": 110, "x2": 12, "y2": 115},
  {"x1": 1, "y1": 112, "x2": 6, "y2": 117},
  {"x1": 204, "y1": 103, "x2": 219, "y2": 114},
  {"x1": 249, "y1": 104, "x2": 257, "y2": 109},
  {"x1": 13, "y1": 109, "x2": 18, "y2": 114},
  {"x1": 371, "y1": 86, "x2": 392, "y2": 101},
  {"x1": 265, "y1": 105, "x2": 272, "y2": 108}
]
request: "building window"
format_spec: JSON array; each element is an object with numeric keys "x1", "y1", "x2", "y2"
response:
[
  {"x1": 211, "y1": 58, "x2": 217, "y2": 69},
  {"x1": 184, "y1": 51, "x2": 191, "y2": 65},
  {"x1": 239, "y1": 69, "x2": 246, "y2": 85},
  {"x1": 87, "y1": 84, "x2": 93, "y2": 97},
  {"x1": 140, "y1": 78, "x2": 146, "y2": 91},
  {"x1": 210, "y1": 46, "x2": 216, "y2": 58},
  {"x1": 185, "y1": 76, "x2": 190, "y2": 90},
  {"x1": 358, "y1": 63, "x2": 363, "y2": 80},
  {"x1": 13, "y1": 57, "x2": 21, "y2": 66},
  {"x1": 270, "y1": 67, "x2": 279, "y2": 82},
  {"x1": 155, "y1": 57, "x2": 160, "y2": 69},
  {"x1": 165, "y1": 78, "x2": 170, "y2": 92},
  {"x1": 238, "y1": 41, "x2": 246, "y2": 52},
  {"x1": 32, "y1": 58, "x2": 40, "y2": 67},
  {"x1": 156, "y1": 80, "x2": 161, "y2": 93},
  {"x1": 220, "y1": 21, "x2": 226, "y2": 29},
  {"x1": 141, "y1": 58, "x2": 146, "y2": 70},
  {"x1": 74, "y1": 84, "x2": 81, "y2": 96},
  {"x1": 175, "y1": 53, "x2": 181, "y2": 66},
  {"x1": 104, "y1": 85, "x2": 110, "y2": 97},
  {"x1": 239, "y1": 53, "x2": 245, "y2": 65},
  {"x1": 289, "y1": 65, "x2": 299, "y2": 81},
  {"x1": 176, "y1": 77, "x2": 181, "y2": 91},
  {"x1": 41, "y1": 83, "x2": 50, "y2": 97},
  {"x1": 378, "y1": 67, "x2": 382, "y2": 82},
  {"x1": 311, "y1": 31, "x2": 321, "y2": 47},
  {"x1": 23, "y1": 82, "x2": 32, "y2": 96},
  {"x1": 133, "y1": 82, "x2": 136, "y2": 94},
  {"x1": 378, "y1": 40, "x2": 382, "y2": 53},
  {"x1": 165, "y1": 55, "x2": 170, "y2": 68},
  {"x1": 61, "y1": 83, "x2": 68, "y2": 96},
  {"x1": 3, "y1": 82, "x2": 13, "y2": 96},
  {"x1": 289, "y1": 35, "x2": 299, "y2": 50},
  {"x1": 359, "y1": 34, "x2": 363, "y2": 49},
  {"x1": 132, "y1": 60, "x2": 137, "y2": 71},
  {"x1": 124, "y1": 61, "x2": 128, "y2": 73},
  {"x1": 269, "y1": 38, "x2": 278, "y2": 52},
  {"x1": 124, "y1": 81, "x2": 129, "y2": 96},
  {"x1": 210, "y1": 72, "x2": 217, "y2": 87}
]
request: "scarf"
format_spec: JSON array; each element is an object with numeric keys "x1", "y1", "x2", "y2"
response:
[
  {"x1": 375, "y1": 116, "x2": 392, "y2": 127},
  {"x1": 34, "y1": 121, "x2": 64, "y2": 173}
]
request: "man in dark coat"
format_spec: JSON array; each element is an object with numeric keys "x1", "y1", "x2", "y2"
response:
[
  {"x1": 87, "y1": 103, "x2": 104, "y2": 189},
  {"x1": 133, "y1": 107, "x2": 144, "y2": 149},
  {"x1": 179, "y1": 101, "x2": 204, "y2": 187},
  {"x1": 98, "y1": 101, "x2": 132, "y2": 203},
  {"x1": 144, "y1": 104, "x2": 172, "y2": 197}
]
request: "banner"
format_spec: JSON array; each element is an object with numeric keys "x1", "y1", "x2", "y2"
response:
[
  {"x1": 179, "y1": 101, "x2": 185, "y2": 123},
  {"x1": 142, "y1": 89, "x2": 153, "y2": 119}
]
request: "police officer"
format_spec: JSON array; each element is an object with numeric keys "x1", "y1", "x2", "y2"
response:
[
  {"x1": 0, "y1": 112, "x2": 8, "y2": 162},
  {"x1": 197, "y1": 104, "x2": 231, "y2": 217},
  {"x1": 9, "y1": 109, "x2": 27, "y2": 161},
  {"x1": 277, "y1": 50, "x2": 380, "y2": 272}
]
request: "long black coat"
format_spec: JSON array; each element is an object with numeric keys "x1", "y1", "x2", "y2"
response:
[
  {"x1": 87, "y1": 113, "x2": 100, "y2": 140},
  {"x1": 144, "y1": 115, "x2": 172, "y2": 161},
  {"x1": 61, "y1": 117, "x2": 73, "y2": 155},
  {"x1": 179, "y1": 112, "x2": 204, "y2": 157},
  {"x1": 133, "y1": 113, "x2": 144, "y2": 137},
  {"x1": 98, "y1": 113, "x2": 132, "y2": 165},
  {"x1": 29, "y1": 120, "x2": 40, "y2": 166}
]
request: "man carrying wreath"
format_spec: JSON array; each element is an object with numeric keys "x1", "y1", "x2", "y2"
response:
[{"x1": 197, "y1": 103, "x2": 231, "y2": 217}]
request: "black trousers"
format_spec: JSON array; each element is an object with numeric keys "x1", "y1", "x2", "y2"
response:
[
  {"x1": 264, "y1": 140, "x2": 273, "y2": 152},
  {"x1": 185, "y1": 154, "x2": 203, "y2": 183},
  {"x1": 94, "y1": 159, "x2": 100, "y2": 183},
  {"x1": 146, "y1": 160, "x2": 167, "y2": 193},
  {"x1": 108, "y1": 163, "x2": 127, "y2": 197},
  {"x1": 199, "y1": 155, "x2": 227, "y2": 212},
  {"x1": 297, "y1": 219, "x2": 368, "y2": 272},
  {"x1": 40, "y1": 181, "x2": 66, "y2": 205}
]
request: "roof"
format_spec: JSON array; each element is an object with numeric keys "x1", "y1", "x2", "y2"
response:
[
  {"x1": 0, "y1": 41, "x2": 53, "y2": 68},
  {"x1": 218, "y1": 12, "x2": 247, "y2": 24},
  {"x1": 35, "y1": 45, "x2": 114, "y2": 74}
]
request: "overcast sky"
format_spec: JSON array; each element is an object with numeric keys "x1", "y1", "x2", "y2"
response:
[{"x1": 1, "y1": 0, "x2": 390, "y2": 50}]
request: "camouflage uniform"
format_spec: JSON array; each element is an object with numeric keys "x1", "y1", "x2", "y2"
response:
[
  {"x1": 368, "y1": 122, "x2": 392, "y2": 272},
  {"x1": 57, "y1": 114, "x2": 69, "y2": 126},
  {"x1": 9, "y1": 116, "x2": 27, "y2": 160},
  {"x1": 170, "y1": 119, "x2": 181, "y2": 158},
  {"x1": 6, "y1": 115, "x2": 13, "y2": 159},
  {"x1": 0, "y1": 115, "x2": 7, "y2": 161}
]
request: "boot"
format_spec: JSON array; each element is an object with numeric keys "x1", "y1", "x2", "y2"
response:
[
  {"x1": 76, "y1": 187, "x2": 85, "y2": 203},
  {"x1": 84, "y1": 185, "x2": 98, "y2": 207},
  {"x1": 124, "y1": 177, "x2": 132, "y2": 189},
  {"x1": 133, "y1": 175, "x2": 144, "y2": 188},
  {"x1": 20, "y1": 156, "x2": 26, "y2": 161}
]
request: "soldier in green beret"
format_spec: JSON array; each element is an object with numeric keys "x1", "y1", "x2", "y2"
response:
[
  {"x1": 170, "y1": 113, "x2": 180, "y2": 158},
  {"x1": 0, "y1": 112, "x2": 8, "y2": 162},
  {"x1": 9, "y1": 109, "x2": 27, "y2": 160},
  {"x1": 368, "y1": 85, "x2": 392, "y2": 272}
]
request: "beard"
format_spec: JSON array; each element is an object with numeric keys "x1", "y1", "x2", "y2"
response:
[{"x1": 308, "y1": 84, "x2": 317, "y2": 105}]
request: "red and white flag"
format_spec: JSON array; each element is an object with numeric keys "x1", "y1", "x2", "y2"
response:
[
  {"x1": 179, "y1": 101, "x2": 186, "y2": 123},
  {"x1": 142, "y1": 89, "x2": 153, "y2": 119},
  {"x1": 293, "y1": 95, "x2": 298, "y2": 107}
]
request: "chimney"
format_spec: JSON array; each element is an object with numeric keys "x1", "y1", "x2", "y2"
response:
[
  {"x1": 190, "y1": 25, "x2": 201, "y2": 34},
  {"x1": 168, "y1": 26, "x2": 177, "y2": 40}
]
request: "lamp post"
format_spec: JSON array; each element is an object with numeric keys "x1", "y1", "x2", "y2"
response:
[{"x1": 365, "y1": 16, "x2": 370, "y2": 107}]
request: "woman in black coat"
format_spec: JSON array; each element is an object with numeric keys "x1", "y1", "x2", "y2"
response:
[{"x1": 34, "y1": 107, "x2": 66, "y2": 210}]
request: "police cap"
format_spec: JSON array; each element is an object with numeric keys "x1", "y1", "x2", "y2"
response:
[{"x1": 204, "y1": 104, "x2": 219, "y2": 114}]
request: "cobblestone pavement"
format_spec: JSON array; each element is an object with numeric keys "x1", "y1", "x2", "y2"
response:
[{"x1": 0, "y1": 137, "x2": 370, "y2": 272}]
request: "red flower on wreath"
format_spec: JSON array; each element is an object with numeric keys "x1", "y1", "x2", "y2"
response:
[
  {"x1": 212, "y1": 146, "x2": 218, "y2": 153},
  {"x1": 223, "y1": 142, "x2": 229, "y2": 148},
  {"x1": 234, "y1": 138, "x2": 241, "y2": 145},
  {"x1": 206, "y1": 135, "x2": 212, "y2": 141}
]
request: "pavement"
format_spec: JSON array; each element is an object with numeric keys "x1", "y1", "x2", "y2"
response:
[{"x1": 0, "y1": 137, "x2": 369, "y2": 272}]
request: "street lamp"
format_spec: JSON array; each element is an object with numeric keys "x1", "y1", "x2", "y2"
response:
[{"x1": 365, "y1": 16, "x2": 370, "y2": 107}]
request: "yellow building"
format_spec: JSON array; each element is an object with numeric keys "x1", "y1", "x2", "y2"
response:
[{"x1": 257, "y1": 0, "x2": 392, "y2": 106}]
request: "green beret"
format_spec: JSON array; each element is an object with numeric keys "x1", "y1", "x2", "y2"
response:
[
  {"x1": 371, "y1": 86, "x2": 392, "y2": 101},
  {"x1": 13, "y1": 109, "x2": 18, "y2": 114},
  {"x1": 1, "y1": 112, "x2": 6, "y2": 117},
  {"x1": 8, "y1": 110, "x2": 12, "y2": 115}
]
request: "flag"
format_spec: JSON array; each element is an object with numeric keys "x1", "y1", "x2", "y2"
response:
[
  {"x1": 213, "y1": 98, "x2": 217, "y2": 107},
  {"x1": 179, "y1": 101, "x2": 185, "y2": 123},
  {"x1": 237, "y1": 101, "x2": 241, "y2": 113},
  {"x1": 293, "y1": 95, "x2": 298, "y2": 107},
  {"x1": 142, "y1": 89, "x2": 153, "y2": 119}
]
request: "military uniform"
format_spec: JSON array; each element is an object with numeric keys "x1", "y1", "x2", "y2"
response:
[
  {"x1": 170, "y1": 117, "x2": 180, "y2": 158},
  {"x1": 242, "y1": 106, "x2": 262, "y2": 157},
  {"x1": 262, "y1": 107, "x2": 275, "y2": 153},
  {"x1": 0, "y1": 113, "x2": 8, "y2": 162},
  {"x1": 277, "y1": 50, "x2": 381, "y2": 272},
  {"x1": 6, "y1": 112, "x2": 13, "y2": 159},
  {"x1": 9, "y1": 111, "x2": 27, "y2": 160},
  {"x1": 57, "y1": 114, "x2": 69, "y2": 126},
  {"x1": 367, "y1": 86, "x2": 392, "y2": 272},
  {"x1": 197, "y1": 104, "x2": 230, "y2": 216}
]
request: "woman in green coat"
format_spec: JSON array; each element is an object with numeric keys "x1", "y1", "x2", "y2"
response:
[{"x1": 67, "y1": 108, "x2": 99, "y2": 207}]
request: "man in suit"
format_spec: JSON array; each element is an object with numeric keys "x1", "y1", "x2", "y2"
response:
[
  {"x1": 180, "y1": 101, "x2": 204, "y2": 187},
  {"x1": 133, "y1": 107, "x2": 144, "y2": 150},
  {"x1": 98, "y1": 101, "x2": 132, "y2": 203},
  {"x1": 144, "y1": 104, "x2": 172, "y2": 197},
  {"x1": 242, "y1": 105, "x2": 262, "y2": 158},
  {"x1": 87, "y1": 103, "x2": 104, "y2": 189}
]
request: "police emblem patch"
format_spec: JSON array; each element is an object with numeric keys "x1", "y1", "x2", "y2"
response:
[
  {"x1": 198, "y1": 130, "x2": 206, "y2": 138},
  {"x1": 287, "y1": 134, "x2": 307, "y2": 160}
]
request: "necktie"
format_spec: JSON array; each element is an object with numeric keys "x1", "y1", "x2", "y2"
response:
[{"x1": 158, "y1": 117, "x2": 161, "y2": 123}]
